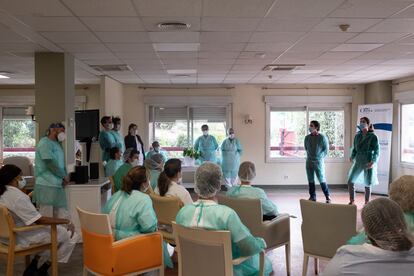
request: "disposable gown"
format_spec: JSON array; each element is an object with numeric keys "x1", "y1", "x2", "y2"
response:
[
  {"x1": 149, "y1": 169, "x2": 161, "y2": 190},
  {"x1": 103, "y1": 190, "x2": 172, "y2": 268},
  {"x1": 113, "y1": 163, "x2": 132, "y2": 192},
  {"x1": 348, "y1": 132, "x2": 380, "y2": 187},
  {"x1": 176, "y1": 200, "x2": 273, "y2": 276},
  {"x1": 33, "y1": 137, "x2": 67, "y2": 208},
  {"x1": 347, "y1": 212, "x2": 414, "y2": 245},
  {"x1": 304, "y1": 133, "x2": 328, "y2": 183},
  {"x1": 146, "y1": 150, "x2": 168, "y2": 163},
  {"x1": 99, "y1": 130, "x2": 117, "y2": 162},
  {"x1": 226, "y1": 185, "x2": 279, "y2": 216},
  {"x1": 194, "y1": 135, "x2": 219, "y2": 163},
  {"x1": 105, "y1": 159, "x2": 124, "y2": 177},
  {"x1": 221, "y1": 138, "x2": 243, "y2": 179},
  {"x1": 111, "y1": 130, "x2": 125, "y2": 152}
]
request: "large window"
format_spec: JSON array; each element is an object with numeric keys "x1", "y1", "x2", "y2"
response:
[
  {"x1": 268, "y1": 104, "x2": 346, "y2": 161},
  {"x1": 2, "y1": 107, "x2": 36, "y2": 162},
  {"x1": 401, "y1": 103, "x2": 414, "y2": 164},
  {"x1": 149, "y1": 106, "x2": 229, "y2": 159}
]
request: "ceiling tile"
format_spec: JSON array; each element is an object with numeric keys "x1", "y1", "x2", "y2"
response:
[
  {"x1": 199, "y1": 52, "x2": 240, "y2": 59},
  {"x1": 267, "y1": 0, "x2": 344, "y2": 18},
  {"x1": 331, "y1": 43, "x2": 383, "y2": 52},
  {"x1": 367, "y1": 19, "x2": 414, "y2": 32},
  {"x1": 258, "y1": 18, "x2": 321, "y2": 32},
  {"x1": 200, "y1": 32, "x2": 251, "y2": 43},
  {"x1": 59, "y1": 43, "x2": 110, "y2": 53},
  {"x1": 95, "y1": 32, "x2": 150, "y2": 43},
  {"x1": 300, "y1": 32, "x2": 357, "y2": 44},
  {"x1": 347, "y1": 32, "x2": 409, "y2": 43},
  {"x1": 81, "y1": 17, "x2": 145, "y2": 31},
  {"x1": 18, "y1": 16, "x2": 88, "y2": 32},
  {"x1": 289, "y1": 43, "x2": 338, "y2": 52},
  {"x1": 312, "y1": 18, "x2": 381, "y2": 32},
  {"x1": 318, "y1": 51, "x2": 365, "y2": 60},
  {"x1": 106, "y1": 43, "x2": 154, "y2": 52},
  {"x1": 202, "y1": 0, "x2": 274, "y2": 17},
  {"x1": 198, "y1": 59, "x2": 236, "y2": 65},
  {"x1": 158, "y1": 52, "x2": 198, "y2": 59},
  {"x1": 245, "y1": 43, "x2": 291, "y2": 52},
  {"x1": 61, "y1": 0, "x2": 137, "y2": 16},
  {"x1": 153, "y1": 43, "x2": 200, "y2": 52},
  {"x1": 40, "y1": 31, "x2": 99, "y2": 43},
  {"x1": 200, "y1": 43, "x2": 245, "y2": 52},
  {"x1": 249, "y1": 32, "x2": 304, "y2": 43},
  {"x1": 329, "y1": 0, "x2": 413, "y2": 18},
  {"x1": 149, "y1": 32, "x2": 200, "y2": 43},
  {"x1": 132, "y1": 0, "x2": 202, "y2": 16},
  {"x1": 202, "y1": 18, "x2": 261, "y2": 32},
  {"x1": 0, "y1": 0, "x2": 72, "y2": 16}
]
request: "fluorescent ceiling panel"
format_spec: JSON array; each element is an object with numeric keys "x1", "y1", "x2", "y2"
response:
[
  {"x1": 167, "y1": 69, "x2": 197, "y2": 74},
  {"x1": 153, "y1": 43, "x2": 200, "y2": 52}
]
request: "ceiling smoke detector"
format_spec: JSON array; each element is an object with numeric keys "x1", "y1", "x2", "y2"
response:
[
  {"x1": 262, "y1": 64, "x2": 305, "y2": 72},
  {"x1": 339, "y1": 24, "x2": 350, "y2": 32},
  {"x1": 90, "y1": 64, "x2": 132, "y2": 72},
  {"x1": 158, "y1": 22, "x2": 191, "y2": 31}
]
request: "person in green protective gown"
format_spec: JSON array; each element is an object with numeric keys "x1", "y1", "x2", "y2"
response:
[
  {"x1": 104, "y1": 147, "x2": 123, "y2": 177},
  {"x1": 33, "y1": 123, "x2": 71, "y2": 219},
  {"x1": 110, "y1": 117, "x2": 125, "y2": 153},
  {"x1": 194, "y1": 124, "x2": 219, "y2": 164},
  {"x1": 348, "y1": 175, "x2": 414, "y2": 245},
  {"x1": 176, "y1": 162, "x2": 273, "y2": 276},
  {"x1": 348, "y1": 117, "x2": 380, "y2": 205},
  {"x1": 304, "y1": 120, "x2": 331, "y2": 203},
  {"x1": 144, "y1": 153, "x2": 164, "y2": 191},
  {"x1": 227, "y1": 161, "x2": 279, "y2": 221},
  {"x1": 103, "y1": 166, "x2": 172, "y2": 268},
  {"x1": 98, "y1": 116, "x2": 117, "y2": 162},
  {"x1": 113, "y1": 148, "x2": 139, "y2": 193},
  {"x1": 146, "y1": 141, "x2": 168, "y2": 163},
  {"x1": 221, "y1": 128, "x2": 243, "y2": 188}
]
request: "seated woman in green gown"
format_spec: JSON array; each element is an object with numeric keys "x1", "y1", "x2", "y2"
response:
[
  {"x1": 175, "y1": 162, "x2": 273, "y2": 276},
  {"x1": 112, "y1": 148, "x2": 139, "y2": 192},
  {"x1": 104, "y1": 147, "x2": 123, "y2": 177}
]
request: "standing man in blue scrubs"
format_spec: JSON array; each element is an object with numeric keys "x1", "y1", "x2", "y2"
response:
[
  {"x1": 304, "y1": 120, "x2": 331, "y2": 203},
  {"x1": 194, "y1": 124, "x2": 219, "y2": 164}
]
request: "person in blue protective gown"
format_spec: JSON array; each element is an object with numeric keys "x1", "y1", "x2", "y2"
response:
[
  {"x1": 111, "y1": 117, "x2": 125, "y2": 153},
  {"x1": 144, "y1": 153, "x2": 164, "y2": 191},
  {"x1": 304, "y1": 120, "x2": 331, "y2": 203},
  {"x1": 103, "y1": 166, "x2": 173, "y2": 268},
  {"x1": 227, "y1": 161, "x2": 279, "y2": 221},
  {"x1": 146, "y1": 141, "x2": 168, "y2": 163},
  {"x1": 33, "y1": 123, "x2": 71, "y2": 219},
  {"x1": 347, "y1": 117, "x2": 380, "y2": 205},
  {"x1": 194, "y1": 124, "x2": 219, "y2": 164},
  {"x1": 176, "y1": 162, "x2": 273, "y2": 276},
  {"x1": 104, "y1": 147, "x2": 123, "y2": 177},
  {"x1": 98, "y1": 116, "x2": 117, "y2": 162},
  {"x1": 347, "y1": 175, "x2": 414, "y2": 245},
  {"x1": 221, "y1": 128, "x2": 243, "y2": 188}
]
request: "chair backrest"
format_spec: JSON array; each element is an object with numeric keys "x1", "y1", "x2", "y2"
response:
[
  {"x1": 3, "y1": 156, "x2": 33, "y2": 176},
  {"x1": 300, "y1": 199, "x2": 357, "y2": 258},
  {"x1": 217, "y1": 194, "x2": 263, "y2": 230},
  {"x1": 150, "y1": 194, "x2": 182, "y2": 225},
  {"x1": 0, "y1": 205, "x2": 14, "y2": 239},
  {"x1": 109, "y1": 176, "x2": 115, "y2": 194},
  {"x1": 77, "y1": 207, "x2": 114, "y2": 274},
  {"x1": 172, "y1": 222, "x2": 234, "y2": 276}
]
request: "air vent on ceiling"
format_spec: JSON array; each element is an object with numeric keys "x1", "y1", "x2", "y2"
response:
[
  {"x1": 90, "y1": 64, "x2": 132, "y2": 72},
  {"x1": 262, "y1": 64, "x2": 305, "y2": 72},
  {"x1": 158, "y1": 22, "x2": 191, "y2": 31}
]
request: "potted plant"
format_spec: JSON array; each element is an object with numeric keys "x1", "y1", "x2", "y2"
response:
[{"x1": 183, "y1": 147, "x2": 200, "y2": 166}]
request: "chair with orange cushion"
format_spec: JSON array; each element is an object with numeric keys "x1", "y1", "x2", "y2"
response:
[{"x1": 77, "y1": 207, "x2": 164, "y2": 276}]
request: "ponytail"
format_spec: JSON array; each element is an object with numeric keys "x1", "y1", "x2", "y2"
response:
[{"x1": 157, "y1": 171, "x2": 171, "y2": 196}]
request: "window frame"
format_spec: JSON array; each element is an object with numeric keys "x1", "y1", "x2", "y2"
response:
[
  {"x1": 265, "y1": 96, "x2": 351, "y2": 163},
  {"x1": 399, "y1": 101, "x2": 414, "y2": 168}
]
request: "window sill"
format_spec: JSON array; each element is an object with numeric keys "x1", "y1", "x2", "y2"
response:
[
  {"x1": 399, "y1": 162, "x2": 414, "y2": 169},
  {"x1": 266, "y1": 158, "x2": 347, "y2": 164}
]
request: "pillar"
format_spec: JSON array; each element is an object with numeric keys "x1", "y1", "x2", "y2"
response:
[{"x1": 365, "y1": 81, "x2": 392, "y2": 104}]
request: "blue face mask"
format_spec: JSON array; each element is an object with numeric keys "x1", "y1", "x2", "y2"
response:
[
  {"x1": 359, "y1": 123, "x2": 367, "y2": 130},
  {"x1": 309, "y1": 127, "x2": 315, "y2": 133}
]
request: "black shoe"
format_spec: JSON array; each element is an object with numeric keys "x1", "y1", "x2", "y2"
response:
[
  {"x1": 23, "y1": 258, "x2": 38, "y2": 276},
  {"x1": 348, "y1": 200, "x2": 355, "y2": 205},
  {"x1": 308, "y1": 197, "x2": 316, "y2": 201},
  {"x1": 326, "y1": 198, "x2": 331, "y2": 204},
  {"x1": 36, "y1": 261, "x2": 50, "y2": 276}
]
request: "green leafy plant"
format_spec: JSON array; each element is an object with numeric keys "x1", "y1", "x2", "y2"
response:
[{"x1": 183, "y1": 147, "x2": 201, "y2": 159}]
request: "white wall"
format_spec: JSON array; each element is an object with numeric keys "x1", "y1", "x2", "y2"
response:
[
  {"x1": 123, "y1": 84, "x2": 365, "y2": 185},
  {"x1": 391, "y1": 77, "x2": 414, "y2": 180}
]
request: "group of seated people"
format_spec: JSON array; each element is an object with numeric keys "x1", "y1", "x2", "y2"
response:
[{"x1": 1, "y1": 157, "x2": 413, "y2": 275}]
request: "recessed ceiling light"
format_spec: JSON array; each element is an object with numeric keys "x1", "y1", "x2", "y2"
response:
[
  {"x1": 167, "y1": 69, "x2": 197, "y2": 75},
  {"x1": 153, "y1": 43, "x2": 200, "y2": 52},
  {"x1": 320, "y1": 74, "x2": 336, "y2": 77},
  {"x1": 0, "y1": 74, "x2": 10, "y2": 79},
  {"x1": 158, "y1": 22, "x2": 191, "y2": 31},
  {"x1": 292, "y1": 69, "x2": 324, "y2": 74}
]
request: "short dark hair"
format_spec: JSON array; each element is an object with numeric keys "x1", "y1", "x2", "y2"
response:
[
  {"x1": 122, "y1": 166, "x2": 148, "y2": 194},
  {"x1": 201, "y1": 124, "x2": 208, "y2": 130},
  {"x1": 112, "y1": 117, "x2": 121, "y2": 125},
  {"x1": 128, "y1": 149, "x2": 139, "y2": 159},
  {"x1": 100, "y1": 116, "x2": 111, "y2": 125},
  {"x1": 310, "y1": 120, "x2": 320, "y2": 131},
  {"x1": 128, "y1": 123, "x2": 137, "y2": 132},
  {"x1": 152, "y1": 141, "x2": 159, "y2": 147},
  {"x1": 109, "y1": 147, "x2": 120, "y2": 159},
  {"x1": 0, "y1": 164, "x2": 22, "y2": 196}
]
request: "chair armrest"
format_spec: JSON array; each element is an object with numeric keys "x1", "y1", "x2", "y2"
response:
[
  {"x1": 111, "y1": 232, "x2": 163, "y2": 274},
  {"x1": 232, "y1": 250, "x2": 265, "y2": 276},
  {"x1": 13, "y1": 224, "x2": 48, "y2": 232},
  {"x1": 259, "y1": 213, "x2": 290, "y2": 249}
]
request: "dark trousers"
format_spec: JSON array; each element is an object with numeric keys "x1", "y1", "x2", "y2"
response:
[
  {"x1": 309, "y1": 182, "x2": 330, "y2": 200},
  {"x1": 348, "y1": 182, "x2": 371, "y2": 202}
]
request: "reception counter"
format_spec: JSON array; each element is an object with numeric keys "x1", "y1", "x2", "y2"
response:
[{"x1": 66, "y1": 178, "x2": 111, "y2": 237}]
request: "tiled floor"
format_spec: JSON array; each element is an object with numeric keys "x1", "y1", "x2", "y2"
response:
[{"x1": 1, "y1": 187, "x2": 381, "y2": 276}]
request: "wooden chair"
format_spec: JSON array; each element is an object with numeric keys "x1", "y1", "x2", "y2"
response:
[
  {"x1": 109, "y1": 176, "x2": 116, "y2": 194},
  {"x1": 0, "y1": 205, "x2": 64, "y2": 276},
  {"x1": 172, "y1": 222, "x2": 265, "y2": 276},
  {"x1": 150, "y1": 194, "x2": 183, "y2": 245},
  {"x1": 218, "y1": 195, "x2": 291, "y2": 275},
  {"x1": 77, "y1": 207, "x2": 164, "y2": 276},
  {"x1": 300, "y1": 199, "x2": 357, "y2": 276}
]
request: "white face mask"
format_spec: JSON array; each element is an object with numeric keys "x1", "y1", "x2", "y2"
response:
[
  {"x1": 130, "y1": 159, "x2": 140, "y2": 167},
  {"x1": 18, "y1": 178, "x2": 26, "y2": 189},
  {"x1": 229, "y1": 134, "x2": 235, "y2": 139},
  {"x1": 57, "y1": 132, "x2": 66, "y2": 142},
  {"x1": 108, "y1": 123, "x2": 114, "y2": 130},
  {"x1": 203, "y1": 130, "x2": 209, "y2": 136}
]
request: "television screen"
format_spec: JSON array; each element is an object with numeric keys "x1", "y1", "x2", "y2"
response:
[{"x1": 75, "y1": 109, "x2": 99, "y2": 140}]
